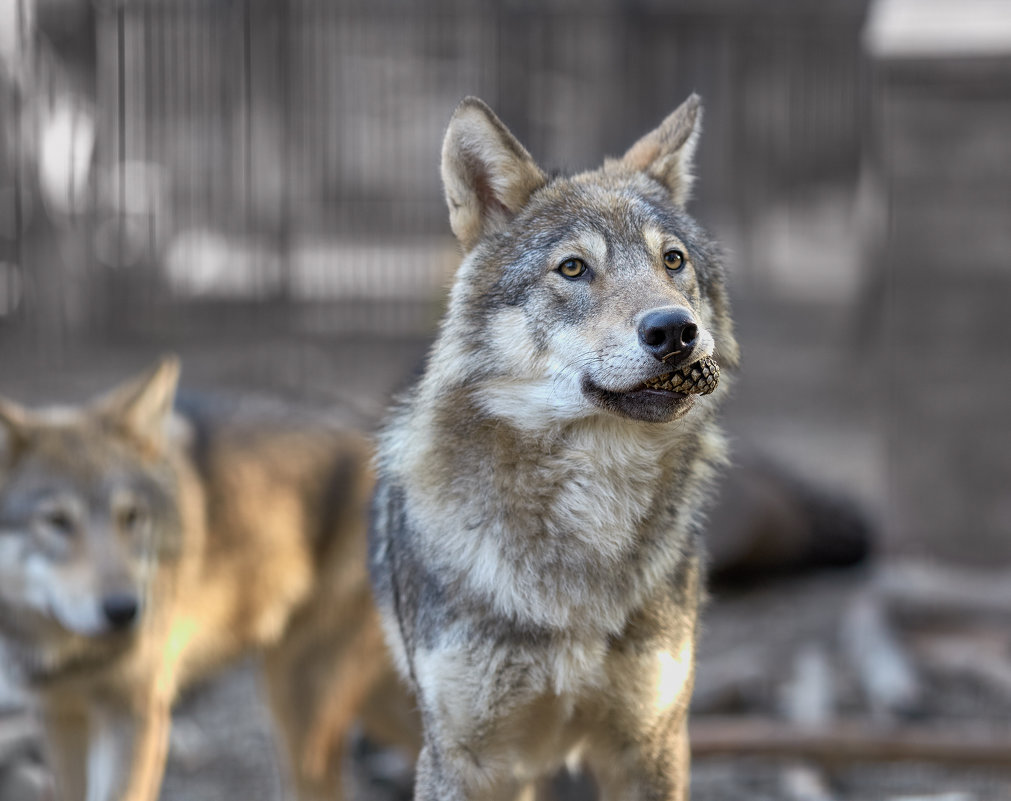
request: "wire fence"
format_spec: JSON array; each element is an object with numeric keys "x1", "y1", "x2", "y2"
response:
[{"x1": 0, "y1": 0, "x2": 869, "y2": 338}]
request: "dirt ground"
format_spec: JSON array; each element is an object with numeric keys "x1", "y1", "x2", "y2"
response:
[{"x1": 4, "y1": 570, "x2": 1010, "y2": 800}]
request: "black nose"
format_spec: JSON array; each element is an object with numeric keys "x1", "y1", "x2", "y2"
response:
[
  {"x1": 638, "y1": 307, "x2": 699, "y2": 362},
  {"x1": 102, "y1": 592, "x2": 139, "y2": 630}
]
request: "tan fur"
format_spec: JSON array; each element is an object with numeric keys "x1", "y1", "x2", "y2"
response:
[{"x1": 0, "y1": 359, "x2": 417, "y2": 801}]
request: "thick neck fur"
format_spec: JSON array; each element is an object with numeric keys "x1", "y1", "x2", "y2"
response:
[{"x1": 382, "y1": 362, "x2": 725, "y2": 635}]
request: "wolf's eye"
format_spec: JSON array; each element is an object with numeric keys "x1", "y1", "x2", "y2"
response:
[
  {"x1": 119, "y1": 504, "x2": 148, "y2": 532},
  {"x1": 557, "y1": 258, "x2": 587, "y2": 279},
  {"x1": 43, "y1": 509, "x2": 74, "y2": 535},
  {"x1": 663, "y1": 250, "x2": 685, "y2": 272}
]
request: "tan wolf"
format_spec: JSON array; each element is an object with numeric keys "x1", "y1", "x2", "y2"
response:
[
  {"x1": 0, "y1": 358, "x2": 414, "y2": 801},
  {"x1": 369, "y1": 94, "x2": 739, "y2": 800}
]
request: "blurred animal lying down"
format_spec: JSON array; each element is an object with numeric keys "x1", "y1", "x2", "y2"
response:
[
  {"x1": 0, "y1": 358, "x2": 416, "y2": 801},
  {"x1": 705, "y1": 448, "x2": 872, "y2": 588}
]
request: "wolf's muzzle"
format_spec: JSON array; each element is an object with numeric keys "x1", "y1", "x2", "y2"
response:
[{"x1": 638, "y1": 307, "x2": 698, "y2": 364}]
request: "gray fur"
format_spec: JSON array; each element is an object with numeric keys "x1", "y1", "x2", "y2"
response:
[{"x1": 370, "y1": 95, "x2": 738, "y2": 800}]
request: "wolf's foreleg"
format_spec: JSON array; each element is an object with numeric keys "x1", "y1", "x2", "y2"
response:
[
  {"x1": 587, "y1": 714, "x2": 691, "y2": 801},
  {"x1": 106, "y1": 621, "x2": 182, "y2": 801},
  {"x1": 39, "y1": 701, "x2": 89, "y2": 801},
  {"x1": 414, "y1": 742, "x2": 534, "y2": 801},
  {"x1": 118, "y1": 696, "x2": 171, "y2": 801},
  {"x1": 80, "y1": 694, "x2": 170, "y2": 801},
  {"x1": 84, "y1": 705, "x2": 133, "y2": 801}
]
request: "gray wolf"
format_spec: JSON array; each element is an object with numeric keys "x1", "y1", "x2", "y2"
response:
[
  {"x1": 369, "y1": 94, "x2": 739, "y2": 800},
  {"x1": 0, "y1": 358, "x2": 415, "y2": 801}
]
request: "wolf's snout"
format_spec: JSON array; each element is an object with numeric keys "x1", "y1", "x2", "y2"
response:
[
  {"x1": 638, "y1": 308, "x2": 698, "y2": 362},
  {"x1": 101, "y1": 592, "x2": 140, "y2": 630}
]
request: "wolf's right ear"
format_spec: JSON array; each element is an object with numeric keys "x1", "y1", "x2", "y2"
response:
[
  {"x1": 0, "y1": 397, "x2": 30, "y2": 458},
  {"x1": 441, "y1": 97, "x2": 547, "y2": 251},
  {"x1": 94, "y1": 356, "x2": 181, "y2": 453}
]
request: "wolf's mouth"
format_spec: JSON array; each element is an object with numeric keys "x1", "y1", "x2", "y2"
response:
[
  {"x1": 640, "y1": 355, "x2": 720, "y2": 396},
  {"x1": 580, "y1": 355, "x2": 719, "y2": 423}
]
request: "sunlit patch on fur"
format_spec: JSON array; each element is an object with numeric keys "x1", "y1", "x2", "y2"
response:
[
  {"x1": 160, "y1": 617, "x2": 197, "y2": 696},
  {"x1": 656, "y1": 640, "x2": 693, "y2": 711}
]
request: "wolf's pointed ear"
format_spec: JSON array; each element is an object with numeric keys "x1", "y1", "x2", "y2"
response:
[
  {"x1": 441, "y1": 97, "x2": 547, "y2": 251},
  {"x1": 0, "y1": 397, "x2": 30, "y2": 458},
  {"x1": 94, "y1": 355, "x2": 180, "y2": 452},
  {"x1": 620, "y1": 94, "x2": 702, "y2": 207}
]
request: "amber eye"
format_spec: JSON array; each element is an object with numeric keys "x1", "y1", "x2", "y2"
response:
[
  {"x1": 558, "y1": 258, "x2": 587, "y2": 279},
  {"x1": 663, "y1": 250, "x2": 685, "y2": 272}
]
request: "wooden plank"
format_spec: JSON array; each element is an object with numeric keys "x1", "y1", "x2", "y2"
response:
[{"x1": 691, "y1": 717, "x2": 1011, "y2": 768}]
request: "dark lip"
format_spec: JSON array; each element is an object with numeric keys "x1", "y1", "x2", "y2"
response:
[{"x1": 580, "y1": 377, "x2": 695, "y2": 423}]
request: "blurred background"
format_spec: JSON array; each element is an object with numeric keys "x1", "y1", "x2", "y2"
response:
[{"x1": 1, "y1": 0, "x2": 1010, "y2": 799}]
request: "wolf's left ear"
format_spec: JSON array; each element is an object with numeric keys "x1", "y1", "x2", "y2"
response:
[
  {"x1": 441, "y1": 97, "x2": 547, "y2": 251},
  {"x1": 620, "y1": 94, "x2": 702, "y2": 207},
  {"x1": 94, "y1": 355, "x2": 180, "y2": 452}
]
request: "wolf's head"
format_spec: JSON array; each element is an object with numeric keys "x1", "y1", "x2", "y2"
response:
[
  {"x1": 0, "y1": 358, "x2": 183, "y2": 679},
  {"x1": 430, "y1": 95, "x2": 738, "y2": 429}
]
